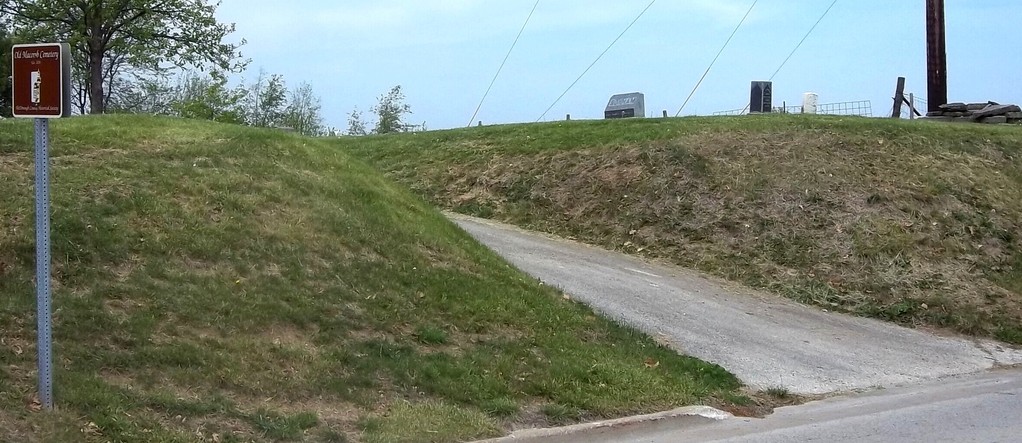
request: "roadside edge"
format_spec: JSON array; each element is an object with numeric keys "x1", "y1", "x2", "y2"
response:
[{"x1": 475, "y1": 406, "x2": 732, "y2": 443}]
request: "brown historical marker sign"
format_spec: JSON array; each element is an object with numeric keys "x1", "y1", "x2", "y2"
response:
[{"x1": 11, "y1": 43, "x2": 72, "y2": 118}]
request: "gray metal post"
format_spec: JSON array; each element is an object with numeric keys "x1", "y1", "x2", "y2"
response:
[{"x1": 34, "y1": 118, "x2": 54, "y2": 411}]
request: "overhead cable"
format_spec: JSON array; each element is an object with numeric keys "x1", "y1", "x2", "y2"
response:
[
  {"x1": 676, "y1": 0, "x2": 759, "y2": 117},
  {"x1": 468, "y1": 0, "x2": 541, "y2": 127},
  {"x1": 769, "y1": 0, "x2": 840, "y2": 81},
  {"x1": 537, "y1": 0, "x2": 657, "y2": 122},
  {"x1": 741, "y1": 0, "x2": 839, "y2": 114}
]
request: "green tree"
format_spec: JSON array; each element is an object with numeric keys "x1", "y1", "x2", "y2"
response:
[
  {"x1": 245, "y1": 69, "x2": 287, "y2": 128},
  {"x1": 280, "y1": 82, "x2": 324, "y2": 136},
  {"x1": 1, "y1": 0, "x2": 246, "y2": 114},
  {"x1": 170, "y1": 71, "x2": 246, "y2": 124},
  {"x1": 71, "y1": 49, "x2": 161, "y2": 114},
  {"x1": 106, "y1": 72, "x2": 175, "y2": 115},
  {"x1": 371, "y1": 85, "x2": 413, "y2": 134},
  {"x1": 0, "y1": 26, "x2": 12, "y2": 117},
  {"x1": 346, "y1": 106, "x2": 368, "y2": 136}
]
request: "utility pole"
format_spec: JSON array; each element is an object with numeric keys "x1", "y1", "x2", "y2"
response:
[{"x1": 926, "y1": 0, "x2": 947, "y2": 114}]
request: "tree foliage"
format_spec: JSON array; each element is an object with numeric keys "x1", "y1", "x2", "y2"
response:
[
  {"x1": 0, "y1": 26, "x2": 12, "y2": 117},
  {"x1": 371, "y1": 85, "x2": 413, "y2": 134},
  {"x1": 346, "y1": 107, "x2": 368, "y2": 136},
  {"x1": 281, "y1": 82, "x2": 324, "y2": 136},
  {"x1": 245, "y1": 69, "x2": 287, "y2": 128},
  {"x1": 170, "y1": 71, "x2": 246, "y2": 124},
  {"x1": 106, "y1": 72, "x2": 174, "y2": 115},
  {"x1": 1, "y1": 0, "x2": 246, "y2": 114},
  {"x1": 102, "y1": 67, "x2": 326, "y2": 135}
]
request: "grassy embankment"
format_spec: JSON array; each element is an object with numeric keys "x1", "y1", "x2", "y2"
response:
[
  {"x1": 0, "y1": 116, "x2": 743, "y2": 443},
  {"x1": 342, "y1": 115, "x2": 1022, "y2": 345}
]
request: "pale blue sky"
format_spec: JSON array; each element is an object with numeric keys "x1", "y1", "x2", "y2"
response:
[{"x1": 215, "y1": 1, "x2": 1022, "y2": 130}]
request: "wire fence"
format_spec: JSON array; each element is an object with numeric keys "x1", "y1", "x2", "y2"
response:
[
  {"x1": 712, "y1": 100, "x2": 873, "y2": 117},
  {"x1": 773, "y1": 105, "x2": 805, "y2": 114},
  {"x1": 909, "y1": 95, "x2": 927, "y2": 117},
  {"x1": 818, "y1": 101, "x2": 872, "y2": 117},
  {"x1": 893, "y1": 94, "x2": 926, "y2": 119},
  {"x1": 712, "y1": 108, "x2": 747, "y2": 116}
]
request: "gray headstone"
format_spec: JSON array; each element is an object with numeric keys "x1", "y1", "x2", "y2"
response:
[{"x1": 605, "y1": 93, "x2": 645, "y2": 119}]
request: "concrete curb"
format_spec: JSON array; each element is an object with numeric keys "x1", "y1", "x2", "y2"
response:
[{"x1": 474, "y1": 406, "x2": 732, "y2": 443}]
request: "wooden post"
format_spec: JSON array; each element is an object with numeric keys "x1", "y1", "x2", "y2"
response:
[
  {"x1": 893, "y1": 77, "x2": 906, "y2": 118},
  {"x1": 566, "y1": 114, "x2": 571, "y2": 121},
  {"x1": 663, "y1": 110, "x2": 668, "y2": 118},
  {"x1": 926, "y1": 0, "x2": 948, "y2": 113},
  {"x1": 909, "y1": 94, "x2": 916, "y2": 120}
]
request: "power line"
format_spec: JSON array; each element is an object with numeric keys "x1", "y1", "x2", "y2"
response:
[
  {"x1": 741, "y1": 0, "x2": 839, "y2": 114},
  {"x1": 675, "y1": 0, "x2": 758, "y2": 117},
  {"x1": 537, "y1": 0, "x2": 658, "y2": 122},
  {"x1": 468, "y1": 0, "x2": 541, "y2": 127},
  {"x1": 769, "y1": 0, "x2": 839, "y2": 81}
]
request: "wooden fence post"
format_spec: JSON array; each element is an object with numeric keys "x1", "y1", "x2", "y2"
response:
[{"x1": 892, "y1": 77, "x2": 906, "y2": 118}]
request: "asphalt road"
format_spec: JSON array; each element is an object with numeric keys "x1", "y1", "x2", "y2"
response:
[
  {"x1": 513, "y1": 370, "x2": 1022, "y2": 443},
  {"x1": 672, "y1": 370, "x2": 1022, "y2": 443},
  {"x1": 451, "y1": 214, "x2": 1022, "y2": 395}
]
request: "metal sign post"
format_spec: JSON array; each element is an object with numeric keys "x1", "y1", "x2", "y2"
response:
[
  {"x1": 12, "y1": 42, "x2": 71, "y2": 411},
  {"x1": 33, "y1": 118, "x2": 54, "y2": 410}
]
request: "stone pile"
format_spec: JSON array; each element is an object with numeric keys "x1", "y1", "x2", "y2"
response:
[{"x1": 926, "y1": 102, "x2": 1022, "y2": 124}]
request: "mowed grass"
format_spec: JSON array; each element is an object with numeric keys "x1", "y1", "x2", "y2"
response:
[
  {"x1": 0, "y1": 115, "x2": 741, "y2": 442},
  {"x1": 340, "y1": 115, "x2": 1022, "y2": 345}
]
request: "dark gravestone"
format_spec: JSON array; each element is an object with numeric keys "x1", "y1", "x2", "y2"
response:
[
  {"x1": 750, "y1": 81, "x2": 773, "y2": 113},
  {"x1": 605, "y1": 93, "x2": 645, "y2": 119}
]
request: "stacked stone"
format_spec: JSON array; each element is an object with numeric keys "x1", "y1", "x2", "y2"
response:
[{"x1": 926, "y1": 102, "x2": 1022, "y2": 124}]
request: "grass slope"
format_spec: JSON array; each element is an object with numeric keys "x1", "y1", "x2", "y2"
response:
[
  {"x1": 0, "y1": 116, "x2": 741, "y2": 443},
  {"x1": 341, "y1": 115, "x2": 1022, "y2": 345}
]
